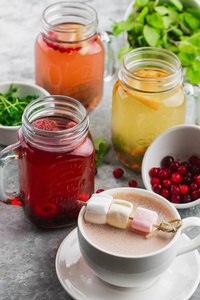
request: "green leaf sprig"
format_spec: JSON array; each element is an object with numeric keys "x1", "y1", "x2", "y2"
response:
[
  {"x1": 112, "y1": 0, "x2": 200, "y2": 84},
  {"x1": 0, "y1": 84, "x2": 39, "y2": 126},
  {"x1": 94, "y1": 137, "x2": 109, "y2": 169}
]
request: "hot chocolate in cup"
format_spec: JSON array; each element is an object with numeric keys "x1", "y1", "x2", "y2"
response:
[{"x1": 77, "y1": 187, "x2": 200, "y2": 288}]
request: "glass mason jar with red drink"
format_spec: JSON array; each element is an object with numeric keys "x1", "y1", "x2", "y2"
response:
[
  {"x1": 35, "y1": 1, "x2": 116, "y2": 113},
  {"x1": 0, "y1": 96, "x2": 95, "y2": 228}
]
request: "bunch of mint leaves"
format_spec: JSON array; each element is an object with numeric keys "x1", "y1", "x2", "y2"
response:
[{"x1": 112, "y1": 0, "x2": 200, "y2": 85}]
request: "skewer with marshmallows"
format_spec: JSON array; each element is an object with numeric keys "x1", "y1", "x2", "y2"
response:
[{"x1": 78, "y1": 193, "x2": 182, "y2": 237}]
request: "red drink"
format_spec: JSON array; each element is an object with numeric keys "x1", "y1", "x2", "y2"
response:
[
  {"x1": 0, "y1": 96, "x2": 95, "y2": 228},
  {"x1": 18, "y1": 118, "x2": 94, "y2": 228}
]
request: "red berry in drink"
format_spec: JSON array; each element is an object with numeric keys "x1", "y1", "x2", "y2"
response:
[
  {"x1": 177, "y1": 165, "x2": 187, "y2": 175},
  {"x1": 171, "y1": 172, "x2": 183, "y2": 184},
  {"x1": 170, "y1": 161, "x2": 179, "y2": 171},
  {"x1": 161, "y1": 188, "x2": 170, "y2": 199},
  {"x1": 152, "y1": 183, "x2": 162, "y2": 194},
  {"x1": 162, "y1": 179, "x2": 171, "y2": 188},
  {"x1": 113, "y1": 168, "x2": 124, "y2": 178},
  {"x1": 189, "y1": 155, "x2": 199, "y2": 165},
  {"x1": 181, "y1": 194, "x2": 192, "y2": 203},
  {"x1": 195, "y1": 175, "x2": 200, "y2": 185},
  {"x1": 95, "y1": 168, "x2": 98, "y2": 176},
  {"x1": 66, "y1": 121, "x2": 77, "y2": 129},
  {"x1": 179, "y1": 185, "x2": 189, "y2": 195},
  {"x1": 170, "y1": 184, "x2": 180, "y2": 196},
  {"x1": 149, "y1": 167, "x2": 160, "y2": 177},
  {"x1": 161, "y1": 156, "x2": 174, "y2": 168},
  {"x1": 171, "y1": 195, "x2": 181, "y2": 204},
  {"x1": 32, "y1": 118, "x2": 59, "y2": 131},
  {"x1": 96, "y1": 189, "x2": 105, "y2": 193},
  {"x1": 190, "y1": 182, "x2": 198, "y2": 191},
  {"x1": 128, "y1": 180, "x2": 138, "y2": 188}
]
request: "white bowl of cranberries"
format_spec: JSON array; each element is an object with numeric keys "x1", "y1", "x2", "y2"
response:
[{"x1": 142, "y1": 124, "x2": 200, "y2": 209}]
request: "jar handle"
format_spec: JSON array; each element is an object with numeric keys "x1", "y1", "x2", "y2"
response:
[
  {"x1": 176, "y1": 217, "x2": 200, "y2": 256},
  {"x1": 183, "y1": 83, "x2": 200, "y2": 125},
  {"x1": 100, "y1": 31, "x2": 117, "y2": 82},
  {"x1": 0, "y1": 142, "x2": 22, "y2": 206}
]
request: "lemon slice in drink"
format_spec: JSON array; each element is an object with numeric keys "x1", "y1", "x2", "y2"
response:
[{"x1": 57, "y1": 23, "x2": 84, "y2": 41}]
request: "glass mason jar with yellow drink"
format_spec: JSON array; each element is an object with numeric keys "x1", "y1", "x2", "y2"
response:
[{"x1": 111, "y1": 47, "x2": 186, "y2": 172}]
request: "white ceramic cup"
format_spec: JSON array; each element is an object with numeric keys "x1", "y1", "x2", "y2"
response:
[{"x1": 77, "y1": 187, "x2": 200, "y2": 288}]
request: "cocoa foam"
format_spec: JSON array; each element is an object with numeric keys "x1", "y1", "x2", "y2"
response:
[{"x1": 82, "y1": 192, "x2": 177, "y2": 256}]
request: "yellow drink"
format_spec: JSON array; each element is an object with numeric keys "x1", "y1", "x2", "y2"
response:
[{"x1": 111, "y1": 67, "x2": 186, "y2": 172}]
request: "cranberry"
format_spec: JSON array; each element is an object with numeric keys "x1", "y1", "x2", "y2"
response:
[
  {"x1": 113, "y1": 168, "x2": 124, "y2": 178},
  {"x1": 170, "y1": 161, "x2": 179, "y2": 171},
  {"x1": 171, "y1": 172, "x2": 183, "y2": 184},
  {"x1": 177, "y1": 165, "x2": 187, "y2": 175},
  {"x1": 189, "y1": 155, "x2": 199, "y2": 165},
  {"x1": 161, "y1": 156, "x2": 174, "y2": 168},
  {"x1": 183, "y1": 174, "x2": 193, "y2": 185},
  {"x1": 158, "y1": 169, "x2": 170, "y2": 179},
  {"x1": 95, "y1": 168, "x2": 98, "y2": 176},
  {"x1": 191, "y1": 190, "x2": 200, "y2": 200},
  {"x1": 128, "y1": 180, "x2": 138, "y2": 187},
  {"x1": 161, "y1": 188, "x2": 170, "y2": 199},
  {"x1": 190, "y1": 165, "x2": 200, "y2": 174},
  {"x1": 181, "y1": 162, "x2": 190, "y2": 168},
  {"x1": 162, "y1": 179, "x2": 171, "y2": 188},
  {"x1": 96, "y1": 189, "x2": 105, "y2": 193},
  {"x1": 195, "y1": 175, "x2": 200, "y2": 185},
  {"x1": 181, "y1": 194, "x2": 192, "y2": 203},
  {"x1": 149, "y1": 167, "x2": 160, "y2": 177},
  {"x1": 171, "y1": 195, "x2": 181, "y2": 203},
  {"x1": 149, "y1": 154, "x2": 200, "y2": 205},
  {"x1": 151, "y1": 177, "x2": 160, "y2": 185},
  {"x1": 152, "y1": 183, "x2": 162, "y2": 194},
  {"x1": 170, "y1": 184, "x2": 180, "y2": 196},
  {"x1": 179, "y1": 185, "x2": 189, "y2": 195},
  {"x1": 190, "y1": 182, "x2": 198, "y2": 191}
]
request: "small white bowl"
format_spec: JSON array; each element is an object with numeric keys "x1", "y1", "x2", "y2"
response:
[
  {"x1": 0, "y1": 81, "x2": 49, "y2": 146},
  {"x1": 142, "y1": 124, "x2": 200, "y2": 209}
]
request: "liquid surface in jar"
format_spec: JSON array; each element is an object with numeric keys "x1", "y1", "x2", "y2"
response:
[
  {"x1": 111, "y1": 67, "x2": 186, "y2": 172},
  {"x1": 35, "y1": 22, "x2": 105, "y2": 113},
  {"x1": 18, "y1": 116, "x2": 95, "y2": 228}
]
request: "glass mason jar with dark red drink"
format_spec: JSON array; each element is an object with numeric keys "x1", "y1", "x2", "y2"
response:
[{"x1": 0, "y1": 96, "x2": 95, "y2": 228}]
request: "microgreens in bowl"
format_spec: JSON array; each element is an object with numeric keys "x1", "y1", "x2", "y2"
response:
[{"x1": 0, "y1": 83, "x2": 39, "y2": 126}]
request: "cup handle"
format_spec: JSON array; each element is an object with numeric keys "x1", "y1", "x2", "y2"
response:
[
  {"x1": 0, "y1": 141, "x2": 22, "y2": 206},
  {"x1": 100, "y1": 31, "x2": 117, "y2": 82},
  {"x1": 176, "y1": 217, "x2": 200, "y2": 256}
]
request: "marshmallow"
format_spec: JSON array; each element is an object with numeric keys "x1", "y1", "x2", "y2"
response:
[
  {"x1": 107, "y1": 199, "x2": 133, "y2": 229},
  {"x1": 84, "y1": 194, "x2": 113, "y2": 224},
  {"x1": 131, "y1": 207, "x2": 158, "y2": 235}
]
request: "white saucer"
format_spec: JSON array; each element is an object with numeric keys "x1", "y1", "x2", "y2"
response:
[{"x1": 55, "y1": 228, "x2": 200, "y2": 300}]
